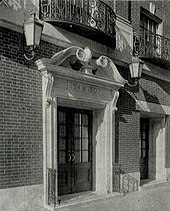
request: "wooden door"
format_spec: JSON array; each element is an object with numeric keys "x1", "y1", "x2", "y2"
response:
[
  {"x1": 140, "y1": 118, "x2": 149, "y2": 180},
  {"x1": 58, "y1": 107, "x2": 92, "y2": 196}
]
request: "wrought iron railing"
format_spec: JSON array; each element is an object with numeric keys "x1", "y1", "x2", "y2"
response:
[
  {"x1": 134, "y1": 28, "x2": 170, "y2": 62},
  {"x1": 39, "y1": 0, "x2": 116, "y2": 40},
  {"x1": 122, "y1": 173, "x2": 139, "y2": 195},
  {"x1": 113, "y1": 163, "x2": 139, "y2": 196}
]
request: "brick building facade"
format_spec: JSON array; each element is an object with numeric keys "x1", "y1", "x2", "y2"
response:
[{"x1": 0, "y1": 0, "x2": 170, "y2": 210}]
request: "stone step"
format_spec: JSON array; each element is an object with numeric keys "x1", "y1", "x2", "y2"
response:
[{"x1": 140, "y1": 180, "x2": 170, "y2": 190}]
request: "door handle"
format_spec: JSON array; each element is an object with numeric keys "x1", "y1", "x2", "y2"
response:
[
  {"x1": 72, "y1": 153, "x2": 75, "y2": 162},
  {"x1": 68, "y1": 151, "x2": 71, "y2": 162}
]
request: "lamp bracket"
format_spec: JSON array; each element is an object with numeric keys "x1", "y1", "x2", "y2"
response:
[
  {"x1": 24, "y1": 46, "x2": 35, "y2": 61},
  {"x1": 126, "y1": 79, "x2": 139, "y2": 87}
]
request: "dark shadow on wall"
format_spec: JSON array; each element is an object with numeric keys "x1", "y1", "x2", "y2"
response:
[
  {"x1": 115, "y1": 88, "x2": 137, "y2": 165},
  {"x1": 135, "y1": 79, "x2": 168, "y2": 116},
  {"x1": 140, "y1": 86, "x2": 160, "y2": 105},
  {"x1": 134, "y1": 73, "x2": 170, "y2": 108}
]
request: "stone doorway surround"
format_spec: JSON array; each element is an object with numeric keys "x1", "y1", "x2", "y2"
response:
[
  {"x1": 137, "y1": 100, "x2": 170, "y2": 186},
  {"x1": 149, "y1": 117, "x2": 166, "y2": 181},
  {"x1": 36, "y1": 46, "x2": 127, "y2": 210},
  {"x1": 140, "y1": 117, "x2": 167, "y2": 187}
]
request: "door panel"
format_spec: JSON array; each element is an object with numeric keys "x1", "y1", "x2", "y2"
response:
[
  {"x1": 58, "y1": 110, "x2": 72, "y2": 195},
  {"x1": 140, "y1": 118, "x2": 149, "y2": 180},
  {"x1": 71, "y1": 164, "x2": 92, "y2": 193},
  {"x1": 58, "y1": 107, "x2": 92, "y2": 196},
  {"x1": 58, "y1": 164, "x2": 72, "y2": 195}
]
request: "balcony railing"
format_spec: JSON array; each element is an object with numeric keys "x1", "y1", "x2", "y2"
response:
[
  {"x1": 134, "y1": 28, "x2": 170, "y2": 65},
  {"x1": 39, "y1": 0, "x2": 116, "y2": 47}
]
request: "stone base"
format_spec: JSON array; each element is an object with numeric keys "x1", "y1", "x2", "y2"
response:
[
  {"x1": 46, "y1": 191, "x2": 121, "y2": 211},
  {"x1": 166, "y1": 168, "x2": 170, "y2": 181}
]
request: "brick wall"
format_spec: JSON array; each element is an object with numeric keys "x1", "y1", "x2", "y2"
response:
[
  {"x1": 115, "y1": 67, "x2": 170, "y2": 173},
  {"x1": 163, "y1": 1, "x2": 170, "y2": 39},
  {"x1": 115, "y1": 0, "x2": 130, "y2": 21},
  {"x1": 115, "y1": 89, "x2": 140, "y2": 173},
  {"x1": 0, "y1": 26, "x2": 63, "y2": 189}
]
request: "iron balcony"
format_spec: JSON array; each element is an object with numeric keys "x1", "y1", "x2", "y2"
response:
[
  {"x1": 39, "y1": 0, "x2": 116, "y2": 48},
  {"x1": 135, "y1": 28, "x2": 170, "y2": 68}
]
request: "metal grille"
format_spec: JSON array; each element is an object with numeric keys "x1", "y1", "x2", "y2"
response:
[
  {"x1": 122, "y1": 174, "x2": 139, "y2": 195},
  {"x1": 113, "y1": 163, "x2": 139, "y2": 196},
  {"x1": 113, "y1": 163, "x2": 121, "y2": 192}
]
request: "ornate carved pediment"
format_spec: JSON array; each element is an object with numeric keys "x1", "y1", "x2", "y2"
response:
[
  {"x1": 36, "y1": 46, "x2": 127, "y2": 107},
  {"x1": 47, "y1": 46, "x2": 127, "y2": 84}
]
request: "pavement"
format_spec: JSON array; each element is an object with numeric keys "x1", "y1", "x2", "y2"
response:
[
  {"x1": 56, "y1": 182, "x2": 170, "y2": 211},
  {"x1": 0, "y1": 181, "x2": 170, "y2": 211}
]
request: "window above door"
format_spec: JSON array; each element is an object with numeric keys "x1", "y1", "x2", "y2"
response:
[{"x1": 140, "y1": 7, "x2": 162, "y2": 34}]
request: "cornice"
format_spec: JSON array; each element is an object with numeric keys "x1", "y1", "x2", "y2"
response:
[{"x1": 36, "y1": 59, "x2": 124, "y2": 90}]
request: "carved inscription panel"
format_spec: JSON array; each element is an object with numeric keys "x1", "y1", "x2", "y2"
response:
[
  {"x1": 53, "y1": 78, "x2": 112, "y2": 104},
  {"x1": 69, "y1": 81, "x2": 98, "y2": 95}
]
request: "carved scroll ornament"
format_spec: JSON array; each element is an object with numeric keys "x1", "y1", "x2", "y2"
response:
[
  {"x1": 45, "y1": 72, "x2": 54, "y2": 108},
  {"x1": 112, "y1": 90, "x2": 119, "y2": 112},
  {"x1": 96, "y1": 55, "x2": 127, "y2": 85}
]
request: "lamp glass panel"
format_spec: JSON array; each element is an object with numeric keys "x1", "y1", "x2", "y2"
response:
[
  {"x1": 34, "y1": 23, "x2": 43, "y2": 46},
  {"x1": 130, "y1": 62, "x2": 139, "y2": 78},
  {"x1": 24, "y1": 22, "x2": 35, "y2": 46},
  {"x1": 138, "y1": 62, "x2": 143, "y2": 78},
  {"x1": 129, "y1": 64, "x2": 133, "y2": 77}
]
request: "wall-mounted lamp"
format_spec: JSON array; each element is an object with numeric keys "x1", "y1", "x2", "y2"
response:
[
  {"x1": 127, "y1": 56, "x2": 144, "y2": 87},
  {"x1": 23, "y1": 13, "x2": 44, "y2": 60}
]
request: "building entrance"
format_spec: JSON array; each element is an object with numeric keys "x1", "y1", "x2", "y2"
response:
[{"x1": 58, "y1": 107, "x2": 92, "y2": 196}]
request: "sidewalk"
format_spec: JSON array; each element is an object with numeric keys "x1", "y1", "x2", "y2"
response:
[
  {"x1": 58, "y1": 182, "x2": 170, "y2": 211},
  {"x1": 0, "y1": 182, "x2": 170, "y2": 211}
]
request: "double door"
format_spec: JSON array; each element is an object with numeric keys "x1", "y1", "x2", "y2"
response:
[{"x1": 58, "y1": 107, "x2": 92, "y2": 196}]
